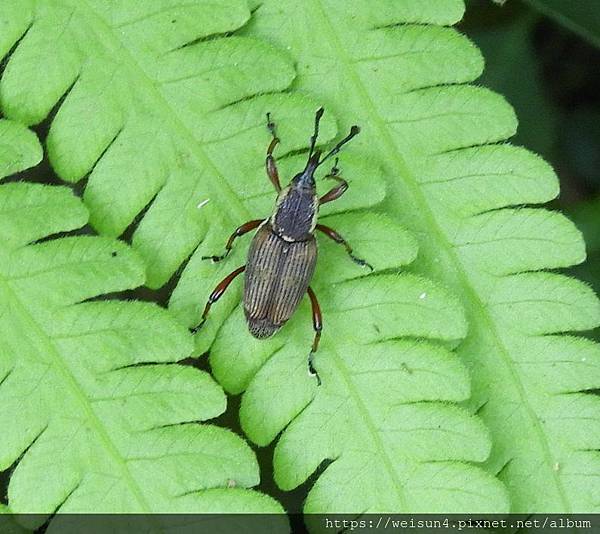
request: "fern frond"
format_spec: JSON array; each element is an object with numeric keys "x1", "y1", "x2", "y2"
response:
[
  {"x1": 0, "y1": 119, "x2": 41, "y2": 178},
  {"x1": 0, "y1": 0, "x2": 333, "y2": 292},
  {"x1": 5, "y1": 0, "x2": 596, "y2": 516},
  {"x1": 0, "y1": 135, "x2": 283, "y2": 523},
  {"x1": 0, "y1": 0, "x2": 511, "y2": 514},
  {"x1": 245, "y1": 0, "x2": 600, "y2": 513},
  {"x1": 211, "y1": 224, "x2": 509, "y2": 513}
]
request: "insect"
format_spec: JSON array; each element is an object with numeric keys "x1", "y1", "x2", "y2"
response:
[{"x1": 193, "y1": 108, "x2": 372, "y2": 381}]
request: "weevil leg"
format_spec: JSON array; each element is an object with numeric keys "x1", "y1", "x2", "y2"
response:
[
  {"x1": 319, "y1": 170, "x2": 349, "y2": 205},
  {"x1": 202, "y1": 219, "x2": 264, "y2": 262},
  {"x1": 191, "y1": 266, "x2": 246, "y2": 333},
  {"x1": 316, "y1": 223, "x2": 374, "y2": 271},
  {"x1": 307, "y1": 286, "x2": 323, "y2": 385},
  {"x1": 266, "y1": 112, "x2": 282, "y2": 192}
]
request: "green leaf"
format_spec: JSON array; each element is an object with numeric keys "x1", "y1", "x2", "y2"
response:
[
  {"x1": 205, "y1": 216, "x2": 510, "y2": 513},
  {"x1": 0, "y1": 0, "x2": 513, "y2": 516},
  {"x1": 0, "y1": 0, "x2": 508, "y2": 517},
  {"x1": 0, "y1": 0, "x2": 318, "y2": 290},
  {"x1": 243, "y1": 0, "x2": 600, "y2": 514},
  {"x1": 0, "y1": 160, "x2": 283, "y2": 522},
  {"x1": 0, "y1": 119, "x2": 42, "y2": 178},
  {"x1": 3, "y1": 0, "x2": 597, "y2": 518}
]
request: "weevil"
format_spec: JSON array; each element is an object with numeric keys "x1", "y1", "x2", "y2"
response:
[{"x1": 193, "y1": 108, "x2": 372, "y2": 381}]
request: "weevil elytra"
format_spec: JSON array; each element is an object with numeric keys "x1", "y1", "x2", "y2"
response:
[{"x1": 193, "y1": 108, "x2": 372, "y2": 381}]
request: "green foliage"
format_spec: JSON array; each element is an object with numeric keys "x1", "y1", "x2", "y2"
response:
[
  {"x1": 0, "y1": 123, "x2": 283, "y2": 525},
  {"x1": 244, "y1": 0, "x2": 600, "y2": 514},
  {"x1": 0, "y1": 0, "x2": 598, "y2": 520},
  {"x1": 0, "y1": 119, "x2": 41, "y2": 178}
]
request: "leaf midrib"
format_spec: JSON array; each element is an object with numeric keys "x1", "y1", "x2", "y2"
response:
[
  {"x1": 330, "y1": 344, "x2": 409, "y2": 510},
  {"x1": 309, "y1": 0, "x2": 570, "y2": 511},
  {"x1": 0, "y1": 273, "x2": 155, "y2": 517}
]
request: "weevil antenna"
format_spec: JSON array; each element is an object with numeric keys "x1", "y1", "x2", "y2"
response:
[
  {"x1": 308, "y1": 107, "x2": 325, "y2": 162},
  {"x1": 317, "y1": 125, "x2": 360, "y2": 167}
]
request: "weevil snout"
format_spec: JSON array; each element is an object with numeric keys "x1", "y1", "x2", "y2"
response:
[{"x1": 305, "y1": 150, "x2": 322, "y2": 173}]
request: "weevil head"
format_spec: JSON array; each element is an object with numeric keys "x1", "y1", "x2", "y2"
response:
[
  {"x1": 271, "y1": 150, "x2": 320, "y2": 241},
  {"x1": 272, "y1": 156, "x2": 320, "y2": 241},
  {"x1": 270, "y1": 110, "x2": 360, "y2": 241},
  {"x1": 289, "y1": 149, "x2": 321, "y2": 190}
]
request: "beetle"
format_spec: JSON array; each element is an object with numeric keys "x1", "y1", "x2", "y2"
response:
[{"x1": 192, "y1": 108, "x2": 372, "y2": 382}]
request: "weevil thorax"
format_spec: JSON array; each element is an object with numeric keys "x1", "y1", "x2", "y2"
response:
[{"x1": 270, "y1": 151, "x2": 320, "y2": 242}]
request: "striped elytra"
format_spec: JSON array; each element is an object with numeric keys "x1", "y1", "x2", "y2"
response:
[{"x1": 244, "y1": 222, "x2": 317, "y2": 338}]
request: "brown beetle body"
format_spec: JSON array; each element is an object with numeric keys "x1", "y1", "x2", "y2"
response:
[
  {"x1": 194, "y1": 108, "x2": 371, "y2": 381},
  {"x1": 244, "y1": 222, "x2": 317, "y2": 338},
  {"x1": 243, "y1": 152, "x2": 321, "y2": 337}
]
